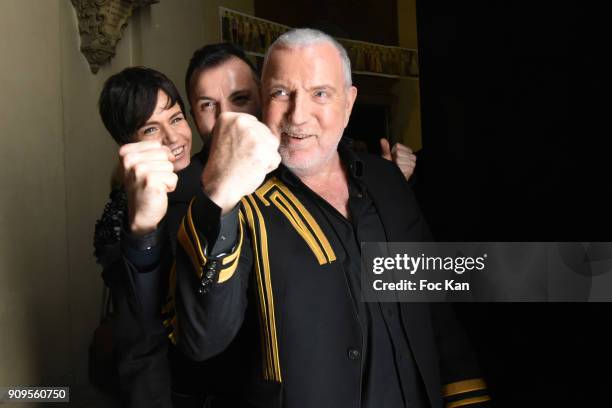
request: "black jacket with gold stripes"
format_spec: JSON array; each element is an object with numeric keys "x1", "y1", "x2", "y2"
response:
[{"x1": 169, "y1": 144, "x2": 492, "y2": 408}]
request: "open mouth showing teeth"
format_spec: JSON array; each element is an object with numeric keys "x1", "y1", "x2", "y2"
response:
[
  {"x1": 282, "y1": 132, "x2": 313, "y2": 140},
  {"x1": 171, "y1": 146, "x2": 184, "y2": 157}
]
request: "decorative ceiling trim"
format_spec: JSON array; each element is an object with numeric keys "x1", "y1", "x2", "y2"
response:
[
  {"x1": 219, "y1": 7, "x2": 418, "y2": 79},
  {"x1": 71, "y1": 0, "x2": 159, "y2": 74}
]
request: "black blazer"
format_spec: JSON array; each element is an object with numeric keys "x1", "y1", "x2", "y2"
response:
[{"x1": 170, "y1": 145, "x2": 490, "y2": 408}]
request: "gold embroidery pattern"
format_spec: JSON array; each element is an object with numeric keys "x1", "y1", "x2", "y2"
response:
[{"x1": 255, "y1": 177, "x2": 336, "y2": 265}]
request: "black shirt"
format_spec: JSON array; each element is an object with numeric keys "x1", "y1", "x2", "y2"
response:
[{"x1": 274, "y1": 149, "x2": 430, "y2": 408}]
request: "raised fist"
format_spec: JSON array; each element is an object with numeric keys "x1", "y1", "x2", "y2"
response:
[
  {"x1": 202, "y1": 112, "x2": 281, "y2": 213},
  {"x1": 380, "y1": 138, "x2": 417, "y2": 181},
  {"x1": 118, "y1": 140, "x2": 178, "y2": 235}
]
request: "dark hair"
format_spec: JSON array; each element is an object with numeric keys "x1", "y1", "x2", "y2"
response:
[
  {"x1": 184, "y1": 42, "x2": 258, "y2": 101},
  {"x1": 99, "y1": 67, "x2": 185, "y2": 145}
]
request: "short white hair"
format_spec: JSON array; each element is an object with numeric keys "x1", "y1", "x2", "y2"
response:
[{"x1": 263, "y1": 28, "x2": 353, "y2": 88}]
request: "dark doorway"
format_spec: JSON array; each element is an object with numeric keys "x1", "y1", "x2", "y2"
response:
[{"x1": 344, "y1": 103, "x2": 390, "y2": 155}]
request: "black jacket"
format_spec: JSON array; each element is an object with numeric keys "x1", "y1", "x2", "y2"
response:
[{"x1": 169, "y1": 145, "x2": 491, "y2": 408}]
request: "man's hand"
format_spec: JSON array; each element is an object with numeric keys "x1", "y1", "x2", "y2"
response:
[
  {"x1": 119, "y1": 140, "x2": 178, "y2": 235},
  {"x1": 380, "y1": 138, "x2": 417, "y2": 181},
  {"x1": 202, "y1": 112, "x2": 281, "y2": 214}
]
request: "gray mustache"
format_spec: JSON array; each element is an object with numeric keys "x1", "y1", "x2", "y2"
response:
[{"x1": 279, "y1": 125, "x2": 316, "y2": 138}]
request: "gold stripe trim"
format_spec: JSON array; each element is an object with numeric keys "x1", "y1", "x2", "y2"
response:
[
  {"x1": 241, "y1": 198, "x2": 273, "y2": 381},
  {"x1": 255, "y1": 177, "x2": 335, "y2": 263},
  {"x1": 269, "y1": 191, "x2": 327, "y2": 264},
  {"x1": 247, "y1": 194, "x2": 282, "y2": 382},
  {"x1": 218, "y1": 219, "x2": 244, "y2": 283},
  {"x1": 187, "y1": 198, "x2": 207, "y2": 264},
  {"x1": 275, "y1": 182, "x2": 336, "y2": 262},
  {"x1": 446, "y1": 395, "x2": 491, "y2": 408},
  {"x1": 443, "y1": 378, "x2": 487, "y2": 397},
  {"x1": 254, "y1": 177, "x2": 276, "y2": 205},
  {"x1": 178, "y1": 220, "x2": 204, "y2": 279}
]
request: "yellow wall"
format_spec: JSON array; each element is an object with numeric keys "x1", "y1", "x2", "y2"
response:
[
  {"x1": 0, "y1": 0, "x2": 70, "y2": 386},
  {"x1": 392, "y1": 0, "x2": 422, "y2": 151},
  {"x1": 0, "y1": 0, "x2": 253, "y2": 398}
]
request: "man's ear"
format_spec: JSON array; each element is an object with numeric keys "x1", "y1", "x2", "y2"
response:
[{"x1": 344, "y1": 85, "x2": 358, "y2": 128}]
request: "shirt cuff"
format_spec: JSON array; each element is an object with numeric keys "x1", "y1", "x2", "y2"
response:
[
  {"x1": 211, "y1": 205, "x2": 239, "y2": 255},
  {"x1": 190, "y1": 189, "x2": 239, "y2": 256},
  {"x1": 121, "y1": 221, "x2": 166, "y2": 271}
]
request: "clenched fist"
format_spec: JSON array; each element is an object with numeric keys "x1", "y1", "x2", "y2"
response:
[
  {"x1": 380, "y1": 138, "x2": 417, "y2": 181},
  {"x1": 118, "y1": 140, "x2": 178, "y2": 235},
  {"x1": 202, "y1": 112, "x2": 281, "y2": 214}
]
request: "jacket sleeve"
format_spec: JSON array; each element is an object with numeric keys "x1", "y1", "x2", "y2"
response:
[
  {"x1": 431, "y1": 303, "x2": 493, "y2": 408},
  {"x1": 168, "y1": 189, "x2": 253, "y2": 362}
]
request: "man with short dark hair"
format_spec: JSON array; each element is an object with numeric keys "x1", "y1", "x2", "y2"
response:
[{"x1": 184, "y1": 43, "x2": 261, "y2": 139}]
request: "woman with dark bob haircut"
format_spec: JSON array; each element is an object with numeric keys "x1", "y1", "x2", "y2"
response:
[
  {"x1": 98, "y1": 66, "x2": 192, "y2": 167},
  {"x1": 93, "y1": 67, "x2": 209, "y2": 407}
]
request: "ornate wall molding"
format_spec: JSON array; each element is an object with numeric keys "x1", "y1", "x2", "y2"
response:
[{"x1": 71, "y1": 0, "x2": 159, "y2": 74}]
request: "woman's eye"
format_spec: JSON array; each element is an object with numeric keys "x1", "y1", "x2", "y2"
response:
[
  {"x1": 171, "y1": 115, "x2": 184, "y2": 124},
  {"x1": 143, "y1": 126, "x2": 157, "y2": 135}
]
